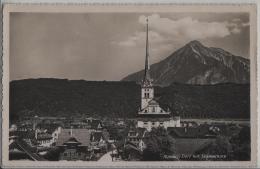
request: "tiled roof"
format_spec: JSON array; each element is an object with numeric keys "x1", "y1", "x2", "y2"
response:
[
  {"x1": 124, "y1": 141, "x2": 142, "y2": 153},
  {"x1": 56, "y1": 129, "x2": 91, "y2": 146},
  {"x1": 63, "y1": 137, "x2": 82, "y2": 146}
]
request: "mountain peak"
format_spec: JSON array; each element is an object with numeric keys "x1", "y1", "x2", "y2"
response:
[
  {"x1": 186, "y1": 40, "x2": 204, "y2": 48},
  {"x1": 122, "y1": 41, "x2": 249, "y2": 86}
]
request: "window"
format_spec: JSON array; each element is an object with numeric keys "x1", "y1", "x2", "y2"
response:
[
  {"x1": 144, "y1": 92, "x2": 150, "y2": 98},
  {"x1": 144, "y1": 122, "x2": 148, "y2": 125},
  {"x1": 152, "y1": 122, "x2": 155, "y2": 125},
  {"x1": 160, "y1": 109, "x2": 163, "y2": 113},
  {"x1": 152, "y1": 107, "x2": 155, "y2": 112},
  {"x1": 145, "y1": 109, "x2": 148, "y2": 113},
  {"x1": 160, "y1": 122, "x2": 163, "y2": 125}
]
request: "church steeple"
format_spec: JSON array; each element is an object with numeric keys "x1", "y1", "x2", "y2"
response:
[
  {"x1": 141, "y1": 17, "x2": 154, "y2": 110},
  {"x1": 143, "y1": 17, "x2": 152, "y2": 85}
]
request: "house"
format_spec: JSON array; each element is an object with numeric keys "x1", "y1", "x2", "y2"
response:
[
  {"x1": 34, "y1": 126, "x2": 62, "y2": 147},
  {"x1": 58, "y1": 137, "x2": 90, "y2": 161},
  {"x1": 36, "y1": 132, "x2": 53, "y2": 147},
  {"x1": 127, "y1": 128, "x2": 146, "y2": 151},
  {"x1": 51, "y1": 126, "x2": 62, "y2": 145},
  {"x1": 56, "y1": 128, "x2": 91, "y2": 147},
  {"x1": 136, "y1": 18, "x2": 180, "y2": 131},
  {"x1": 56, "y1": 128, "x2": 92, "y2": 161}
]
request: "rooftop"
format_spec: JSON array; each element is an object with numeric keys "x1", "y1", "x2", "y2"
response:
[{"x1": 56, "y1": 129, "x2": 91, "y2": 147}]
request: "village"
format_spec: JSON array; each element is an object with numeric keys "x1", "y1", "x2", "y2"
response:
[
  {"x1": 9, "y1": 115, "x2": 249, "y2": 161},
  {"x1": 9, "y1": 18, "x2": 250, "y2": 162}
]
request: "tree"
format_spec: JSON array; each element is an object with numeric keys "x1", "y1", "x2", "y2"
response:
[
  {"x1": 142, "y1": 127, "x2": 175, "y2": 161},
  {"x1": 230, "y1": 126, "x2": 251, "y2": 161},
  {"x1": 142, "y1": 136, "x2": 161, "y2": 161},
  {"x1": 194, "y1": 135, "x2": 233, "y2": 161}
]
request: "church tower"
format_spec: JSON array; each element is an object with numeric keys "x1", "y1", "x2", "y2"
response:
[
  {"x1": 136, "y1": 17, "x2": 180, "y2": 131},
  {"x1": 141, "y1": 18, "x2": 154, "y2": 110}
]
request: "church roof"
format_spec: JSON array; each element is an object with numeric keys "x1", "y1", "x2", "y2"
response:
[
  {"x1": 140, "y1": 99, "x2": 168, "y2": 111},
  {"x1": 148, "y1": 99, "x2": 159, "y2": 106},
  {"x1": 142, "y1": 17, "x2": 153, "y2": 86}
]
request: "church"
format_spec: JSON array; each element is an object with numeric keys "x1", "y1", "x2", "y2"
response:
[{"x1": 136, "y1": 18, "x2": 181, "y2": 131}]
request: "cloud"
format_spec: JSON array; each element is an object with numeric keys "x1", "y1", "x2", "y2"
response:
[
  {"x1": 114, "y1": 30, "x2": 167, "y2": 47},
  {"x1": 231, "y1": 27, "x2": 241, "y2": 34},
  {"x1": 112, "y1": 14, "x2": 249, "y2": 59},
  {"x1": 138, "y1": 14, "x2": 231, "y2": 40},
  {"x1": 242, "y1": 22, "x2": 250, "y2": 27},
  {"x1": 225, "y1": 18, "x2": 249, "y2": 33}
]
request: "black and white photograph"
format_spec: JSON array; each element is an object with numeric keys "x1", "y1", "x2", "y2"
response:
[{"x1": 1, "y1": 3, "x2": 258, "y2": 168}]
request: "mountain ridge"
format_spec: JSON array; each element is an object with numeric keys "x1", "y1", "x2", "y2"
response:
[{"x1": 122, "y1": 40, "x2": 250, "y2": 86}]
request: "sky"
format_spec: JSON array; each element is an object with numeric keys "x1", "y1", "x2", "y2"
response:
[{"x1": 10, "y1": 12, "x2": 250, "y2": 81}]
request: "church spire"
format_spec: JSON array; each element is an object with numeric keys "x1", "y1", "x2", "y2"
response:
[{"x1": 143, "y1": 17, "x2": 152, "y2": 85}]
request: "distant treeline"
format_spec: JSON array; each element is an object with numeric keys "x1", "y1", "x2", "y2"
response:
[{"x1": 10, "y1": 79, "x2": 250, "y2": 123}]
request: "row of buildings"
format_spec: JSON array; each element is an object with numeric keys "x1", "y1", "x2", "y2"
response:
[{"x1": 9, "y1": 118, "x2": 111, "y2": 161}]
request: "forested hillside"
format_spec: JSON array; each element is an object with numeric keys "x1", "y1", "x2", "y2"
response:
[{"x1": 10, "y1": 79, "x2": 250, "y2": 123}]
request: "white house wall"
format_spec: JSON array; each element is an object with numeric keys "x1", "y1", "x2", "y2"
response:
[{"x1": 137, "y1": 118, "x2": 181, "y2": 131}]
